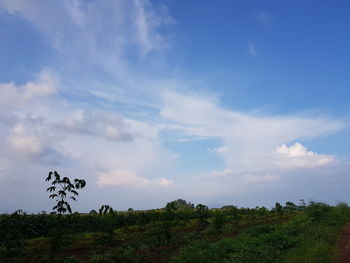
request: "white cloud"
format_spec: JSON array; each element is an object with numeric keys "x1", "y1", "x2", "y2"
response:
[
  {"x1": 0, "y1": 69, "x2": 57, "y2": 106},
  {"x1": 275, "y1": 142, "x2": 335, "y2": 168},
  {"x1": 211, "y1": 169, "x2": 234, "y2": 177},
  {"x1": 0, "y1": 0, "x2": 172, "y2": 57},
  {"x1": 0, "y1": 71, "x2": 176, "y2": 194},
  {"x1": 277, "y1": 142, "x2": 313, "y2": 157},
  {"x1": 7, "y1": 123, "x2": 47, "y2": 157},
  {"x1": 243, "y1": 174, "x2": 280, "y2": 183},
  {"x1": 208, "y1": 146, "x2": 230, "y2": 154},
  {"x1": 97, "y1": 169, "x2": 173, "y2": 187},
  {"x1": 58, "y1": 110, "x2": 134, "y2": 141},
  {"x1": 160, "y1": 91, "x2": 345, "y2": 186}
]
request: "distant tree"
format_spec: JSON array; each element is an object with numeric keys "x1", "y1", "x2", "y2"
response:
[
  {"x1": 274, "y1": 202, "x2": 283, "y2": 215},
  {"x1": 284, "y1": 201, "x2": 297, "y2": 212},
  {"x1": 99, "y1": 205, "x2": 113, "y2": 216},
  {"x1": 195, "y1": 204, "x2": 208, "y2": 212},
  {"x1": 46, "y1": 171, "x2": 86, "y2": 214},
  {"x1": 165, "y1": 199, "x2": 195, "y2": 211}
]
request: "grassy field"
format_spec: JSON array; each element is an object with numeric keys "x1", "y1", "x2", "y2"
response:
[{"x1": 0, "y1": 201, "x2": 348, "y2": 263}]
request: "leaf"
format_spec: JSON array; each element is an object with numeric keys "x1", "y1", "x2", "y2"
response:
[
  {"x1": 70, "y1": 196, "x2": 77, "y2": 201},
  {"x1": 54, "y1": 171, "x2": 60, "y2": 181},
  {"x1": 49, "y1": 194, "x2": 58, "y2": 199},
  {"x1": 74, "y1": 179, "x2": 86, "y2": 189},
  {"x1": 46, "y1": 172, "x2": 52, "y2": 181},
  {"x1": 58, "y1": 190, "x2": 66, "y2": 196},
  {"x1": 71, "y1": 190, "x2": 79, "y2": 196},
  {"x1": 46, "y1": 186, "x2": 56, "y2": 192},
  {"x1": 62, "y1": 177, "x2": 71, "y2": 184}
]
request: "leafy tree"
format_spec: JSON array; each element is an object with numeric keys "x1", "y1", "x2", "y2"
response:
[
  {"x1": 46, "y1": 171, "x2": 86, "y2": 214},
  {"x1": 165, "y1": 199, "x2": 195, "y2": 211}
]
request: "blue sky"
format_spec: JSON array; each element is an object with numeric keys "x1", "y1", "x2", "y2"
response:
[{"x1": 0, "y1": 0, "x2": 349, "y2": 212}]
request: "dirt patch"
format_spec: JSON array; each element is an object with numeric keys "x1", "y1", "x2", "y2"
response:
[{"x1": 336, "y1": 222, "x2": 350, "y2": 263}]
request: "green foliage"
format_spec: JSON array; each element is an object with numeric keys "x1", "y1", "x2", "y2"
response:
[
  {"x1": 0, "y1": 200, "x2": 348, "y2": 263},
  {"x1": 61, "y1": 256, "x2": 81, "y2": 263},
  {"x1": 46, "y1": 171, "x2": 86, "y2": 214},
  {"x1": 165, "y1": 199, "x2": 195, "y2": 211},
  {"x1": 212, "y1": 212, "x2": 225, "y2": 234},
  {"x1": 170, "y1": 202, "x2": 349, "y2": 263}
]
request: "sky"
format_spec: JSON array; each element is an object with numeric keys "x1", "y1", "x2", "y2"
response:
[{"x1": 0, "y1": 0, "x2": 350, "y2": 213}]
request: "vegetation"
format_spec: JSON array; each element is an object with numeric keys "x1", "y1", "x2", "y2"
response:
[
  {"x1": 0, "y1": 173, "x2": 348, "y2": 262},
  {"x1": 0, "y1": 201, "x2": 348, "y2": 263}
]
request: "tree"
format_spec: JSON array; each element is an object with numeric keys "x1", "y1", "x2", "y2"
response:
[
  {"x1": 99, "y1": 204, "x2": 113, "y2": 216},
  {"x1": 274, "y1": 202, "x2": 283, "y2": 216},
  {"x1": 46, "y1": 171, "x2": 86, "y2": 214},
  {"x1": 165, "y1": 199, "x2": 194, "y2": 211}
]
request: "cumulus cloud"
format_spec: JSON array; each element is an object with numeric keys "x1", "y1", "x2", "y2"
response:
[{"x1": 275, "y1": 142, "x2": 335, "y2": 168}]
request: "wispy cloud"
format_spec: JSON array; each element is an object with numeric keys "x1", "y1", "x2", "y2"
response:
[
  {"x1": 257, "y1": 11, "x2": 271, "y2": 24},
  {"x1": 247, "y1": 41, "x2": 256, "y2": 57}
]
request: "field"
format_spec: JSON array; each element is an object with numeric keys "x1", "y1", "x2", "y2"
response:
[{"x1": 0, "y1": 200, "x2": 348, "y2": 263}]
